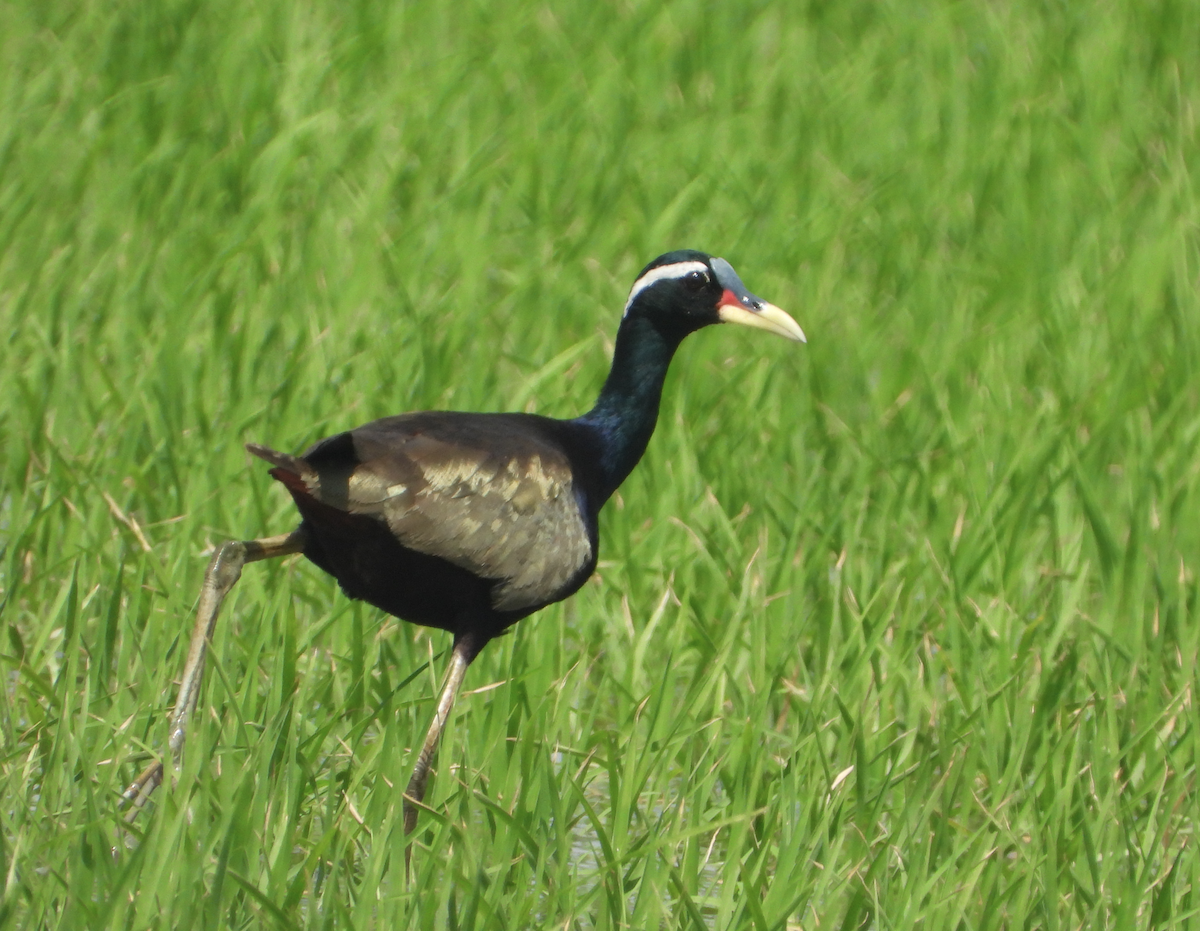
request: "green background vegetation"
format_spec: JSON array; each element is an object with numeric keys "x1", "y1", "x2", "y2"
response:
[{"x1": 2, "y1": 0, "x2": 1198, "y2": 927}]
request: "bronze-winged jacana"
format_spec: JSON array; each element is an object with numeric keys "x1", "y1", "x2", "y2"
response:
[{"x1": 121, "y1": 250, "x2": 805, "y2": 839}]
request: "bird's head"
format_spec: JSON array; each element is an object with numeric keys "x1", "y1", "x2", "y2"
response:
[{"x1": 622, "y1": 250, "x2": 806, "y2": 343}]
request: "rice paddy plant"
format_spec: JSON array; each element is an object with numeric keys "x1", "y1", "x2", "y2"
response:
[{"x1": 1, "y1": 0, "x2": 1198, "y2": 927}]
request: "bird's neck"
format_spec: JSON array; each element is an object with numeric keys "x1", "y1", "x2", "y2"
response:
[{"x1": 575, "y1": 315, "x2": 686, "y2": 503}]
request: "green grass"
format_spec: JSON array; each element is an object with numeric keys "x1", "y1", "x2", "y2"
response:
[{"x1": 2, "y1": 0, "x2": 1199, "y2": 927}]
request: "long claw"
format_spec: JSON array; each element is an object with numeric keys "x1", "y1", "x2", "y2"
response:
[
  {"x1": 403, "y1": 636, "x2": 476, "y2": 876},
  {"x1": 121, "y1": 760, "x2": 164, "y2": 821},
  {"x1": 118, "y1": 530, "x2": 306, "y2": 826}
]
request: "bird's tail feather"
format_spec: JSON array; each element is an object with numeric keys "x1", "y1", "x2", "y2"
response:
[{"x1": 246, "y1": 443, "x2": 315, "y2": 481}]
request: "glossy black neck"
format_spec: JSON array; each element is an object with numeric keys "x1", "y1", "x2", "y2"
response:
[{"x1": 575, "y1": 314, "x2": 689, "y2": 503}]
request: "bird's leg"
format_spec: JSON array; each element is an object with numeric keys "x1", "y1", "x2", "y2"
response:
[
  {"x1": 120, "y1": 529, "x2": 307, "y2": 821},
  {"x1": 403, "y1": 634, "x2": 480, "y2": 853}
]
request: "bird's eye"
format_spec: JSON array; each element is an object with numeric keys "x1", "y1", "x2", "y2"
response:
[{"x1": 685, "y1": 270, "x2": 707, "y2": 290}]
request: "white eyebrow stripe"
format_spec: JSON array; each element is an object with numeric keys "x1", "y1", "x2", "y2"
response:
[{"x1": 623, "y1": 260, "x2": 709, "y2": 316}]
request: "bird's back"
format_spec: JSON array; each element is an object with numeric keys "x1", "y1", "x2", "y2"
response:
[{"x1": 249, "y1": 412, "x2": 601, "y2": 636}]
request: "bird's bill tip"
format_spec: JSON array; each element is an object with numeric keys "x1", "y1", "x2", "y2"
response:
[{"x1": 717, "y1": 297, "x2": 807, "y2": 343}]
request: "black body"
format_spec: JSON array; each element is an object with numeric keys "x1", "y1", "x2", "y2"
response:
[{"x1": 255, "y1": 413, "x2": 607, "y2": 655}]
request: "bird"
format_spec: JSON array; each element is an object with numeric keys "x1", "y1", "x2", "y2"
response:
[{"x1": 120, "y1": 249, "x2": 805, "y2": 843}]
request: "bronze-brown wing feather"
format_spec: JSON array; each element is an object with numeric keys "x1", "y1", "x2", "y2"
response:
[{"x1": 249, "y1": 413, "x2": 594, "y2": 613}]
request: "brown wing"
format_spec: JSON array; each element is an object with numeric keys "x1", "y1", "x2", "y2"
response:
[{"x1": 249, "y1": 413, "x2": 594, "y2": 612}]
